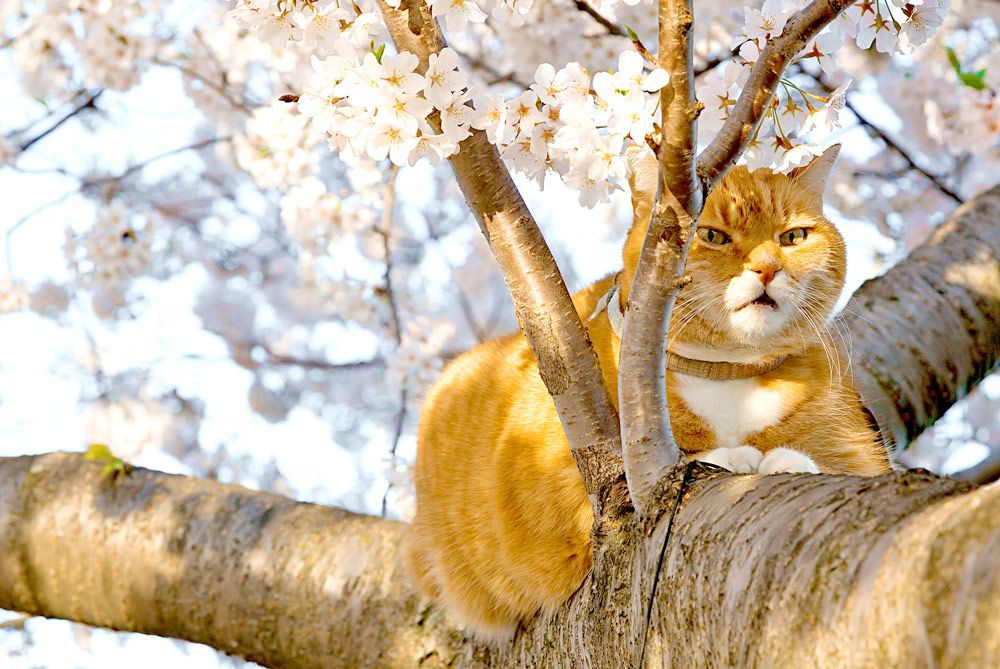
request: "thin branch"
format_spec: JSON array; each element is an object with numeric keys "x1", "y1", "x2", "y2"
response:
[
  {"x1": 805, "y1": 72, "x2": 962, "y2": 203},
  {"x1": 844, "y1": 98, "x2": 962, "y2": 204},
  {"x1": 425, "y1": 217, "x2": 487, "y2": 343},
  {"x1": 377, "y1": 0, "x2": 624, "y2": 511},
  {"x1": 376, "y1": 167, "x2": 408, "y2": 518},
  {"x1": 573, "y1": 0, "x2": 627, "y2": 37},
  {"x1": 18, "y1": 90, "x2": 103, "y2": 152},
  {"x1": 697, "y1": 0, "x2": 856, "y2": 193},
  {"x1": 5, "y1": 137, "x2": 231, "y2": 279}
]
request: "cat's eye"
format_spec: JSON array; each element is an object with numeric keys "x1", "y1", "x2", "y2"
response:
[
  {"x1": 696, "y1": 227, "x2": 731, "y2": 246},
  {"x1": 779, "y1": 227, "x2": 808, "y2": 246}
]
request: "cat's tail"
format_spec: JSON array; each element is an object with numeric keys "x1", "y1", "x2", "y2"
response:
[
  {"x1": 626, "y1": 145, "x2": 658, "y2": 228},
  {"x1": 621, "y1": 146, "x2": 659, "y2": 301}
]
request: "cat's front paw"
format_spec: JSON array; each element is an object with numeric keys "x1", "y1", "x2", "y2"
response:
[
  {"x1": 694, "y1": 446, "x2": 763, "y2": 474},
  {"x1": 758, "y1": 448, "x2": 820, "y2": 474}
]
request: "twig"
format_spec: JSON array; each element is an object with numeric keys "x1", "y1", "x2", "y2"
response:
[
  {"x1": 377, "y1": 167, "x2": 408, "y2": 518},
  {"x1": 954, "y1": 449, "x2": 1000, "y2": 486},
  {"x1": 806, "y1": 72, "x2": 961, "y2": 204},
  {"x1": 844, "y1": 98, "x2": 962, "y2": 204},
  {"x1": 18, "y1": 90, "x2": 103, "y2": 153},
  {"x1": 5, "y1": 136, "x2": 231, "y2": 279},
  {"x1": 573, "y1": 0, "x2": 627, "y2": 38},
  {"x1": 425, "y1": 217, "x2": 487, "y2": 343}
]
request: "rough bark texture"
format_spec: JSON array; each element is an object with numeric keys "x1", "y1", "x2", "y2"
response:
[
  {"x1": 619, "y1": 193, "x2": 695, "y2": 515},
  {"x1": 0, "y1": 453, "x2": 466, "y2": 668},
  {"x1": 618, "y1": 0, "x2": 702, "y2": 516},
  {"x1": 3, "y1": 454, "x2": 1000, "y2": 668},
  {"x1": 846, "y1": 184, "x2": 1000, "y2": 454},
  {"x1": 379, "y1": 0, "x2": 624, "y2": 510}
]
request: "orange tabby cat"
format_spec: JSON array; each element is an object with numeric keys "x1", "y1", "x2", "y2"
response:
[{"x1": 406, "y1": 145, "x2": 889, "y2": 640}]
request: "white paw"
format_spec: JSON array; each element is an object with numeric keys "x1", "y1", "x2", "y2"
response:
[
  {"x1": 758, "y1": 448, "x2": 820, "y2": 475},
  {"x1": 694, "y1": 446, "x2": 763, "y2": 474}
]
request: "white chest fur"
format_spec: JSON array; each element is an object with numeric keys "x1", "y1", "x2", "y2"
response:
[{"x1": 674, "y1": 375, "x2": 788, "y2": 448}]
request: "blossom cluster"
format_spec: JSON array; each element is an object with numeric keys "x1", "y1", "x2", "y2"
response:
[
  {"x1": 64, "y1": 204, "x2": 158, "y2": 317},
  {"x1": 698, "y1": 0, "x2": 950, "y2": 174},
  {"x1": 298, "y1": 44, "x2": 669, "y2": 205}
]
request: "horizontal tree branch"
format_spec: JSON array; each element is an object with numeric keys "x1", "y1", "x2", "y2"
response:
[{"x1": 2, "y1": 453, "x2": 998, "y2": 667}]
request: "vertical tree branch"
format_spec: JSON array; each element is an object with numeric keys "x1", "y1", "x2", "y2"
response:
[
  {"x1": 697, "y1": 0, "x2": 856, "y2": 193},
  {"x1": 617, "y1": 0, "x2": 699, "y2": 516},
  {"x1": 377, "y1": 0, "x2": 625, "y2": 511}
]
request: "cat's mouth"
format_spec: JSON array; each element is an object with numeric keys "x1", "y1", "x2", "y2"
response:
[{"x1": 738, "y1": 293, "x2": 779, "y2": 311}]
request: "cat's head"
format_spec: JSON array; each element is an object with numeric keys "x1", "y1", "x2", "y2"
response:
[{"x1": 623, "y1": 145, "x2": 845, "y2": 358}]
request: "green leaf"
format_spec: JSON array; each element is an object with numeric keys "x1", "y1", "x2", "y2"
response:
[
  {"x1": 371, "y1": 41, "x2": 385, "y2": 64},
  {"x1": 85, "y1": 443, "x2": 113, "y2": 461},
  {"x1": 946, "y1": 47, "x2": 961, "y2": 72},
  {"x1": 946, "y1": 47, "x2": 987, "y2": 90},
  {"x1": 625, "y1": 25, "x2": 639, "y2": 42}
]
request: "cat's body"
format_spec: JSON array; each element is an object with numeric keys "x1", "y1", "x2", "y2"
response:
[{"x1": 407, "y1": 146, "x2": 889, "y2": 639}]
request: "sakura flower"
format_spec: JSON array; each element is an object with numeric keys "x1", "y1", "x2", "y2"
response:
[
  {"x1": 898, "y1": 5, "x2": 945, "y2": 54},
  {"x1": 424, "y1": 48, "x2": 466, "y2": 109},
  {"x1": 408, "y1": 129, "x2": 456, "y2": 166},
  {"x1": 696, "y1": 67, "x2": 740, "y2": 132},
  {"x1": 584, "y1": 132, "x2": 626, "y2": 182},
  {"x1": 342, "y1": 12, "x2": 380, "y2": 46},
  {"x1": 507, "y1": 90, "x2": 546, "y2": 133},
  {"x1": 531, "y1": 63, "x2": 562, "y2": 106},
  {"x1": 256, "y1": 10, "x2": 302, "y2": 47},
  {"x1": 800, "y1": 30, "x2": 843, "y2": 76},
  {"x1": 438, "y1": 90, "x2": 475, "y2": 143},
  {"x1": 379, "y1": 52, "x2": 424, "y2": 96},
  {"x1": 472, "y1": 92, "x2": 509, "y2": 145},
  {"x1": 501, "y1": 132, "x2": 546, "y2": 184},
  {"x1": 741, "y1": 0, "x2": 789, "y2": 44},
  {"x1": 606, "y1": 91, "x2": 658, "y2": 141},
  {"x1": 427, "y1": 0, "x2": 487, "y2": 33},
  {"x1": 801, "y1": 80, "x2": 851, "y2": 134},
  {"x1": 298, "y1": 86, "x2": 341, "y2": 133},
  {"x1": 610, "y1": 50, "x2": 669, "y2": 94},
  {"x1": 772, "y1": 136, "x2": 822, "y2": 173},
  {"x1": 373, "y1": 89, "x2": 433, "y2": 135},
  {"x1": 856, "y1": 10, "x2": 898, "y2": 54},
  {"x1": 367, "y1": 121, "x2": 419, "y2": 166},
  {"x1": 301, "y1": 4, "x2": 349, "y2": 53}
]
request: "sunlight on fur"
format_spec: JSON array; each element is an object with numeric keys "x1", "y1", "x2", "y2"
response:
[{"x1": 406, "y1": 145, "x2": 890, "y2": 640}]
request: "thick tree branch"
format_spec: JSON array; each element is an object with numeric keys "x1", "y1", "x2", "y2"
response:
[
  {"x1": 377, "y1": 0, "x2": 624, "y2": 510},
  {"x1": 697, "y1": 0, "x2": 855, "y2": 193},
  {"x1": 845, "y1": 183, "x2": 1000, "y2": 453},
  {"x1": 4, "y1": 453, "x2": 1000, "y2": 668}
]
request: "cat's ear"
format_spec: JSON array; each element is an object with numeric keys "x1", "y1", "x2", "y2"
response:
[{"x1": 789, "y1": 144, "x2": 840, "y2": 205}]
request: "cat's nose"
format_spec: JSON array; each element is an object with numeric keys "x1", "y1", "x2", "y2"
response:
[{"x1": 748, "y1": 259, "x2": 781, "y2": 287}]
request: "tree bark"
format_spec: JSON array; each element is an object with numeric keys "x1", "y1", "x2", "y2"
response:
[
  {"x1": 3, "y1": 453, "x2": 999, "y2": 668},
  {"x1": 845, "y1": 184, "x2": 1000, "y2": 454}
]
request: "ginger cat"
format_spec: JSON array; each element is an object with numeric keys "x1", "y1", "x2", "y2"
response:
[{"x1": 406, "y1": 145, "x2": 889, "y2": 640}]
